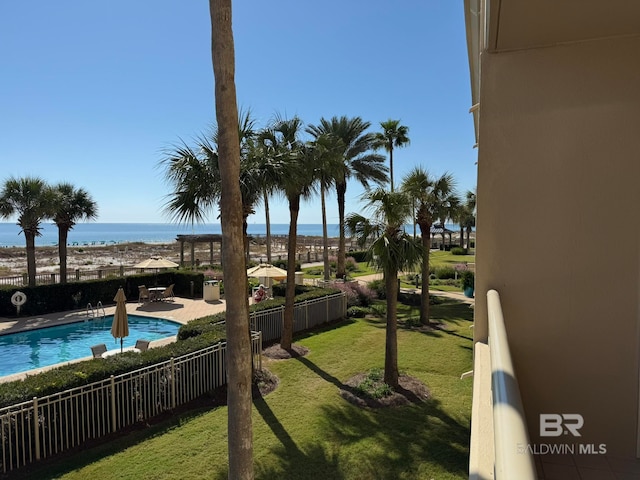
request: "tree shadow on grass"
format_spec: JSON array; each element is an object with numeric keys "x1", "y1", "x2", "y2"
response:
[
  {"x1": 247, "y1": 390, "x2": 344, "y2": 480},
  {"x1": 318, "y1": 397, "x2": 470, "y2": 479}
]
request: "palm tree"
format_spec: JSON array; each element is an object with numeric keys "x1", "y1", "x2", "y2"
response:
[
  {"x1": 401, "y1": 167, "x2": 457, "y2": 325},
  {"x1": 346, "y1": 189, "x2": 421, "y2": 388},
  {"x1": 373, "y1": 119, "x2": 410, "y2": 192},
  {"x1": 51, "y1": 183, "x2": 98, "y2": 284},
  {"x1": 270, "y1": 116, "x2": 316, "y2": 351},
  {"x1": 0, "y1": 176, "x2": 55, "y2": 287},
  {"x1": 307, "y1": 116, "x2": 387, "y2": 279},
  {"x1": 161, "y1": 110, "x2": 258, "y2": 263},
  {"x1": 463, "y1": 189, "x2": 477, "y2": 249},
  {"x1": 209, "y1": 0, "x2": 253, "y2": 477},
  {"x1": 308, "y1": 133, "x2": 344, "y2": 281}
]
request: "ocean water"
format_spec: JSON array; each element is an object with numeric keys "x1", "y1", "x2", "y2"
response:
[
  {"x1": 0, "y1": 222, "x2": 465, "y2": 248},
  {"x1": 0, "y1": 223, "x2": 342, "y2": 248}
]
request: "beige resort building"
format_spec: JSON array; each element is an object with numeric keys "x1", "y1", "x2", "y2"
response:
[{"x1": 464, "y1": 1, "x2": 640, "y2": 478}]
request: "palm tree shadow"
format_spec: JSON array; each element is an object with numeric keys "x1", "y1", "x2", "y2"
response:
[{"x1": 251, "y1": 392, "x2": 344, "y2": 479}]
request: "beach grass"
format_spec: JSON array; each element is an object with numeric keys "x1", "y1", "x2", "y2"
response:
[{"x1": 14, "y1": 298, "x2": 473, "y2": 480}]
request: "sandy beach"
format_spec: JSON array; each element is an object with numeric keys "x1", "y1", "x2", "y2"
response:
[
  {"x1": 0, "y1": 235, "x2": 337, "y2": 277},
  {"x1": 0, "y1": 242, "x2": 186, "y2": 276}
]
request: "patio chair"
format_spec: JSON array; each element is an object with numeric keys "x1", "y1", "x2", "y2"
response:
[
  {"x1": 91, "y1": 344, "x2": 107, "y2": 359},
  {"x1": 135, "y1": 339, "x2": 150, "y2": 352},
  {"x1": 161, "y1": 284, "x2": 175, "y2": 301},
  {"x1": 138, "y1": 285, "x2": 151, "y2": 303}
]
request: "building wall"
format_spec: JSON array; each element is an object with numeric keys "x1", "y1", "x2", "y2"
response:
[{"x1": 475, "y1": 35, "x2": 640, "y2": 456}]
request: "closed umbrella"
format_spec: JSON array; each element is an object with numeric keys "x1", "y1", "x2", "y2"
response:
[{"x1": 111, "y1": 287, "x2": 129, "y2": 353}]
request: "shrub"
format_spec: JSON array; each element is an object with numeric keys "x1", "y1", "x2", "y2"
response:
[
  {"x1": 461, "y1": 270, "x2": 475, "y2": 290},
  {"x1": 333, "y1": 281, "x2": 377, "y2": 307},
  {"x1": 433, "y1": 266, "x2": 456, "y2": 279},
  {"x1": 347, "y1": 306, "x2": 369, "y2": 318},
  {"x1": 355, "y1": 368, "x2": 392, "y2": 399},
  {"x1": 450, "y1": 247, "x2": 468, "y2": 255}
]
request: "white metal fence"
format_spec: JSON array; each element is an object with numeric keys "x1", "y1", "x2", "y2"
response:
[
  {"x1": 250, "y1": 293, "x2": 347, "y2": 343},
  {"x1": 0, "y1": 333, "x2": 262, "y2": 474},
  {"x1": 0, "y1": 292, "x2": 346, "y2": 474}
]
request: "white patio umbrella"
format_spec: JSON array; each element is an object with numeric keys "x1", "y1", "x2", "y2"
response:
[
  {"x1": 246, "y1": 263, "x2": 287, "y2": 280},
  {"x1": 133, "y1": 256, "x2": 179, "y2": 269},
  {"x1": 134, "y1": 256, "x2": 179, "y2": 285},
  {"x1": 111, "y1": 287, "x2": 129, "y2": 353}
]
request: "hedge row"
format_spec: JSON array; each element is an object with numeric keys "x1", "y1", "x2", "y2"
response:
[{"x1": 0, "y1": 271, "x2": 205, "y2": 318}]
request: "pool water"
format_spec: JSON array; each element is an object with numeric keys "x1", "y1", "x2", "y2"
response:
[{"x1": 0, "y1": 315, "x2": 181, "y2": 378}]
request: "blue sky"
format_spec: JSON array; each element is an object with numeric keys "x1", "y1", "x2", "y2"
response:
[{"x1": 0, "y1": 1, "x2": 476, "y2": 225}]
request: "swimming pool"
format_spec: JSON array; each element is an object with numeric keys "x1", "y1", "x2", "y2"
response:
[{"x1": 0, "y1": 315, "x2": 181, "y2": 378}]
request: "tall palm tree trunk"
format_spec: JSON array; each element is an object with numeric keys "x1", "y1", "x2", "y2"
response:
[
  {"x1": 321, "y1": 184, "x2": 330, "y2": 281},
  {"x1": 466, "y1": 225, "x2": 472, "y2": 250},
  {"x1": 281, "y1": 195, "x2": 300, "y2": 351},
  {"x1": 389, "y1": 144, "x2": 395, "y2": 192},
  {"x1": 384, "y1": 268, "x2": 399, "y2": 388},
  {"x1": 459, "y1": 225, "x2": 464, "y2": 248},
  {"x1": 418, "y1": 224, "x2": 431, "y2": 325},
  {"x1": 336, "y1": 181, "x2": 347, "y2": 279},
  {"x1": 264, "y1": 192, "x2": 272, "y2": 263},
  {"x1": 209, "y1": 1, "x2": 253, "y2": 478},
  {"x1": 25, "y1": 232, "x2": 37, "y2": 287},
  {"x1": 58, "y1": 227, "x2": 69, "y2": 284}
]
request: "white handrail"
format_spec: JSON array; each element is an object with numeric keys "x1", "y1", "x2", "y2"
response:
[
  {"x1": 96, "y1": 301, "x2": 106, "y2": 319},
  {"x1": 487, "y1": 289, "x2": 536, "y2": 479},
  {"x1": 86, "y1": 303, "x2": 94, "y2": 321}
]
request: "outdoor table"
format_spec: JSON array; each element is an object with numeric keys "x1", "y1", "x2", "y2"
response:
[
  {"x1": 102, "y1": 347, "x2": 141, "y2": 357},
  {"x1": 148, "y1": 286, "x2": 165, "y2": 302}
]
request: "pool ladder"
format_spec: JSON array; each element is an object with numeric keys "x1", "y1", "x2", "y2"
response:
[{"x1": 86, "y1": 301, "x2": 106, "y2": 321}]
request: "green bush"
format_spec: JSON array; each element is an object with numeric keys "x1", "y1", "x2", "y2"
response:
[
  {"x1": 450, "y1": 247, "x2": 468, "y2": 255},
  {"x1": 433, "y1": 266, "x2": 456, "y2": 279},
  {"x1": 347, "y1": 306, "x2": 369, "y2": 318},
  {"x1": 461, "y1": 270, "x2": 475, "y2": 290}
]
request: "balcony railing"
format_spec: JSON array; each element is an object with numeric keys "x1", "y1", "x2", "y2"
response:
[{"x1": 469, "y1": 289, "x2": 536, "y2": 479}]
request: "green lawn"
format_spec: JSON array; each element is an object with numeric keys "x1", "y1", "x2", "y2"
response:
[{"x1": 17, "y1": 299, "x2": 473, "y2": 480}]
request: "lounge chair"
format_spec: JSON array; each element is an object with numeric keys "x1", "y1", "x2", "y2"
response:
[
  {"x1": 135, "y1": 339, "x2": 150, "y2": 352},
  {"x1": 138, "y1": 285, "x2": 150, "y2": 303},
  {"x1": 91, "y1": 344, "x2": 107, "y2": 359},
  {"x1": 161, "y1": 284, "x2": 175, "y2": 301}
]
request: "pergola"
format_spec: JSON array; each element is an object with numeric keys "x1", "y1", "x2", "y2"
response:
[
  {"x1": 175, "y1": 234, "x2": 223, "y2": 267},
  {"x1": 429, "y1": 224, "x2": 454, "y2": 248}
]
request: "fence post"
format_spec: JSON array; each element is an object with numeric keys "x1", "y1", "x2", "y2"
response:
[
  {"x1": 50, "y1": 273, "x2": 56, "y2": 284},
  {"x1": 110, "y1": 375, "x2": 116, "y2": 432},
  {"x1": 22, "y1": 273, "x2": 28, "y2": 286},
  {"x1": 170, "y1": 357, "x2": 176, "y2": 409},
  {"x1": 119, "y1": 265, "x2": 124, "y2": 277},
  {"x1": 75, "y1": 269, "x2": 80, "y2": 281},
  {"x1": 33, "y1": 397, "x2": 40, "y2": 461}
]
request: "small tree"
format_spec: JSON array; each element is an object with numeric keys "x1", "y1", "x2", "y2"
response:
[{"x1": 347, "y1": 188, "x2": 421, "y2": 388}]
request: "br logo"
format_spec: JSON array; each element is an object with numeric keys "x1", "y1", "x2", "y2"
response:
[{"x1": 540, "y1": 414, "x2": 584, "y2": 437}]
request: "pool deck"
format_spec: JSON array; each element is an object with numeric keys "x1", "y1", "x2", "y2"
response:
[{"x1": 0, "y1": 296, "x2": 229, "y2": 383}]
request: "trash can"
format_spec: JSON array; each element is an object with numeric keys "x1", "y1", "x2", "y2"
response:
[
  {"x1": 203, "y1": 280, "x2": 220, "y2": 301},
  {"x1": 294, "y1": 271, "x2": 305, "y2": 286}
]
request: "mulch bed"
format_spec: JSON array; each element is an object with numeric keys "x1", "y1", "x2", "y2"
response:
[
  {"x1": 340, "y1": 373, "x2": 431, "y2": 408},
  {"x1": 262, "y1": 343, "x2": 310, "y2": 359}
]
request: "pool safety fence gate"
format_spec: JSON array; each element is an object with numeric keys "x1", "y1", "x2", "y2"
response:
[
  {"x1": 0, "y1": 333, "x2": 262, "y2": 474},
  {"x1": 0, "y1": 291, "x2": 346, "y2": 473}
]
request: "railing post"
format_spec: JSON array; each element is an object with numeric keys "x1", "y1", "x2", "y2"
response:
[
  {"x1": 33, "y1": 397, "x2": 40, "y2": 461},
  {"x1": 110, "y1": 375, "x2": 116, "y2": 432},
  {"x1": 75, "y1": 269, "x2": 80, "y2": 281},
  {"x1": 119, "y1": 265, "x2": 124, "y2": 277},
  {"x1": 170, "y1": 357, "x2": 176, "y2": 409}
]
